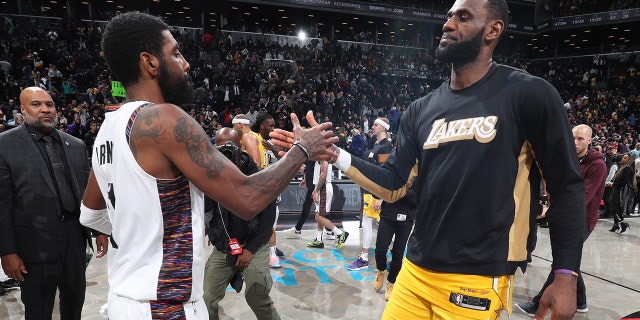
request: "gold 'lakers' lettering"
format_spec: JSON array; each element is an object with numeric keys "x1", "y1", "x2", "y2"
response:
[{"x1": 423, "y1": 116, "x2": 498, "y2": 149}]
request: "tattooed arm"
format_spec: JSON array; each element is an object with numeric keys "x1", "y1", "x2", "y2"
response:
[
  {"x1": 314, "y1": 161, "x2": 327, "y2": 193},
  {"x1": 132, "y1": 104, "x2": 337, "y2": 219}
]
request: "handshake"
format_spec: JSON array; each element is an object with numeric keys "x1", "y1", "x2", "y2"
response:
[{"x1": 269, "y1": 111, "x2": 340, "y2": 163}]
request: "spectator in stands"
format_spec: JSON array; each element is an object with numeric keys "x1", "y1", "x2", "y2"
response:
[{"x1": 349, "y1": 128, "x2": 366, "y2": 157}]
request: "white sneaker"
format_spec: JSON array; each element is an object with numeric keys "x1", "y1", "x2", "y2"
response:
[
  {"x1": 281, "y1": 227, "x2": 301, "y2": 238},
  {"x1": 269, "y1": 256, "x2": 282, "y2": 269},
  {"x1": 325, "y1": 230, "x2": 336, "y2": 240}
]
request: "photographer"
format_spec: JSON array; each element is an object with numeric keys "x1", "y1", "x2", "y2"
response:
[{"x1": 203, "y1": 128, "x2": 280, "y2": 320}]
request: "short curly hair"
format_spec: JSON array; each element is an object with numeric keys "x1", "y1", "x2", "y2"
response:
[{"x1": 102, "y1": 12, "x2": 169, "y2": 88}]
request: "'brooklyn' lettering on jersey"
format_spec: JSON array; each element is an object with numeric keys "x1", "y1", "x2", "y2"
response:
[
  {"x1": 95, "y1": 140, "x2": 113, "y2": 165},
  {"x1": 423, "y1": 116, "x2": 498, "y2": 149}
]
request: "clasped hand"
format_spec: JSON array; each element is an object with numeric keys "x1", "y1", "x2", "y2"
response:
[{"x1": 270, "y1": 111, "x2": 338, "y2": 162}]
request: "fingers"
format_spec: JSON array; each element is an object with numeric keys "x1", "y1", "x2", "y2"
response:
[
  {"x1": 290, "y1": 112, "x2": 301, "y2": 131},
  {"x1": 16, "y1": 264, "x2": 26, "y2": 281},
  {"x1": 305, "y1": 110, "x2": 319, "y2": 127},
  {"x1": 270, "y1": 129, "x2": 295, "y2": 149}
]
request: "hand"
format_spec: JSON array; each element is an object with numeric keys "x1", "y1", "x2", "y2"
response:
[
  {"x1": 312, "y1": 190, "x2": 320, "y2": 203},
  {"x1": 1, "y1": 253, "x2": 27, "y2": 281},
  {"x1": 235, "y1": 250, "x2": 253, "y2": 268},
  {"x1": 270, "y1": 111, "x2": 338, "y2": 161},
  {"x1": 299, "y1": 179, "x2": 307, "y2": 187},
  {"x1": 95, "y1": 235, "x2": 109, "y2": 258},
  {"x1": 534, "y1": 274, "x2": 577, "y2": 320},
  {"x1": 374, "y1": 199, "x2": 382, "y2": 211},
  {"x1": 261, "y1": 139, "x2": 279, "y2": 152}
]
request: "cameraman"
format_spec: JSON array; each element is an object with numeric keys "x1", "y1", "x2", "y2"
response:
[{"x1": 203, "y1": 128, "x2": 280, "y2": 320}]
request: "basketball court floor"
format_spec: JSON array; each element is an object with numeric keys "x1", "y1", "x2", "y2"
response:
[{"x1": 1, "y1": 216, "x2": 638, "y2": 319}]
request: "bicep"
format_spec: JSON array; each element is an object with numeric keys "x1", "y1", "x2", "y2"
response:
[{"x1": 160, "y1": 110, "x2": 256, "y2": 214}]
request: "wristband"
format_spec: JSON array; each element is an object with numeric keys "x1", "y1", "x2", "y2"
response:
[
  {"x1": 328, "y1": 144, "x2": 340, "y2": 164},
  {"x1": 292, "y1": 141, "x2": 310, "y2": 159},
  {"x1": 554, "y1": 269, "x2": 579, "y2": 277}
]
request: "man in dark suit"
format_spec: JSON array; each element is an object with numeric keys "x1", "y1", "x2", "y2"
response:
[{"x1": 0, "y1": 87, "x2": 108, "y2": 320}]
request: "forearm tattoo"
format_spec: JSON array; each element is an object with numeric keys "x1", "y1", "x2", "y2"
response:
[
  {"x1": 245, "y1": 146, "x2": 308, "y2": 195},
  {"x1": 175, "y1": 117, "x2": 224, "y2": 178},
  {"x1": 315, "y1": 178, "x2": 326, "y2": 192}
]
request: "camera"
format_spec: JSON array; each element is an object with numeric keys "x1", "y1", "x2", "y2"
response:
[{"x1": 217, "y1": 141, "x2": 242, "y2": 167}]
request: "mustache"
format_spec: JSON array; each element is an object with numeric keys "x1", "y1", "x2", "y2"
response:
[{"x1": 440, "y1": 34, "x2": 458, "y2": 41}]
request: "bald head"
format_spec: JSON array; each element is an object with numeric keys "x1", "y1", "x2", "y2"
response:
[
  {"x1": 215, "y1": 127, "x2": 241, "y2": 147},
  {"x1": 572, "y1": 124, "x2": 593, "y2": 158},
  {"x1": 19, "y1": 87, "x2": 50, "y2": 105},
  {"x1": 573, "y1": 124, "x2": 592, "y2": 137},
  {"x1": 20, "y1": 87, "x2": 56, "y2": 133}
]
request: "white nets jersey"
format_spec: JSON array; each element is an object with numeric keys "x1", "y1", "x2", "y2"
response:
[{"x1": 91, "y1": 101, "x2": 206, "y2": 313}]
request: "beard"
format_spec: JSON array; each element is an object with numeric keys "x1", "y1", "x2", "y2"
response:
[
  {"x1": 158, "y1": 62, "x2": 195, "y2": 106},
  {"x1": 435, "y1": 28, "x2": 484, "y2": 66},
  {"x1": 23, "y1": 111, "x2": 55, "y2": 133}
]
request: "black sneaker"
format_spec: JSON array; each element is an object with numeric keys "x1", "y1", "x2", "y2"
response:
[
  {"x1": 336, "y1": 231, "x2": 349, "y2": 249},
  {"x1": 276, "y1": 247, "x2": 284, "y2": 257},
  {"x1": 514, "y1": 301, "x2": 538, "y2": 316},
  {"x1": 0, "y1": 279, "x2": 20, "y2": 289},
  {"x1": 306, "y1": 240, "x2": 324, "y2": 248}
]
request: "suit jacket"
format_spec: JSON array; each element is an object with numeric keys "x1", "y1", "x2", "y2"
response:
[{"x1": 0, "y1": 124, "x2": 91, "y2": 263}]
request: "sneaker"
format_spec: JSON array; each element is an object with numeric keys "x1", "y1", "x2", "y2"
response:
[
  {"x1": 384, "y1": 282, "x2": 394, "y2": 301},
  {"x1": 577, "y1": 304, "x2": 588, "y2": 312},
  {"x1": 276, "y1": 247, "x2": 284, "y2": 257},
  {"x1": 282, "y1": 227, "x2": 301, "y2": 238},
  {"x1": 269, "y1": 256, "x2": 282, "y2": 269},
  {"x1": 514, "y1": 301, "x2": 538, "y2": 317},
  {"x1": 306, "y1": 240, "x2": 324, "y2": 248},
  {"x1": 325, "y1": 230, "x2": 336, "y2": 240},
  {"x1": 0, "y1": 279, "x2": 20, "y2": 289},
  {"x1": 336, "y1": 231, "x2": 349, "y2": 249},
  {"x1": 346, "y1": 257, "x2": 369, "y2": 271},
  {"x1": 374, "y1": 270, "x2": 387, "y2": 291}
]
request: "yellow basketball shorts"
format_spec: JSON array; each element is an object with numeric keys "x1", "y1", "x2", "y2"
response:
[{"x1": 382, "y1": 259, "x2": 514, "y2": 320}]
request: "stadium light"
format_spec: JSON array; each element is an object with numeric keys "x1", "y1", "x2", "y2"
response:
[{"x1": 298, "y1": 31, "x2": 307, "y2": 41}]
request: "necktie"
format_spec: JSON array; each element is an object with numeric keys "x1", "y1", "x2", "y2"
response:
[{"x1": 43, "y1": 135, "x2": 76, "y2": 214}]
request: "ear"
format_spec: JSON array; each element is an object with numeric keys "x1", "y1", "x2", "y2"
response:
[
  {"x1": 140, "y1": 52, "x2": 160, "y2": 78},
  {"x1": 486, "y1": 19, "x2": 505, "y2": 42}
]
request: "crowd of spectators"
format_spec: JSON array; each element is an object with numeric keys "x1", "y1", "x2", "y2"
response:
[
  {"x1": 545, "y1": 0, "x2": 640, "y2": 17},
  {"x1": 0, "y1": 12, "x2": 639, "y2": 159}
]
